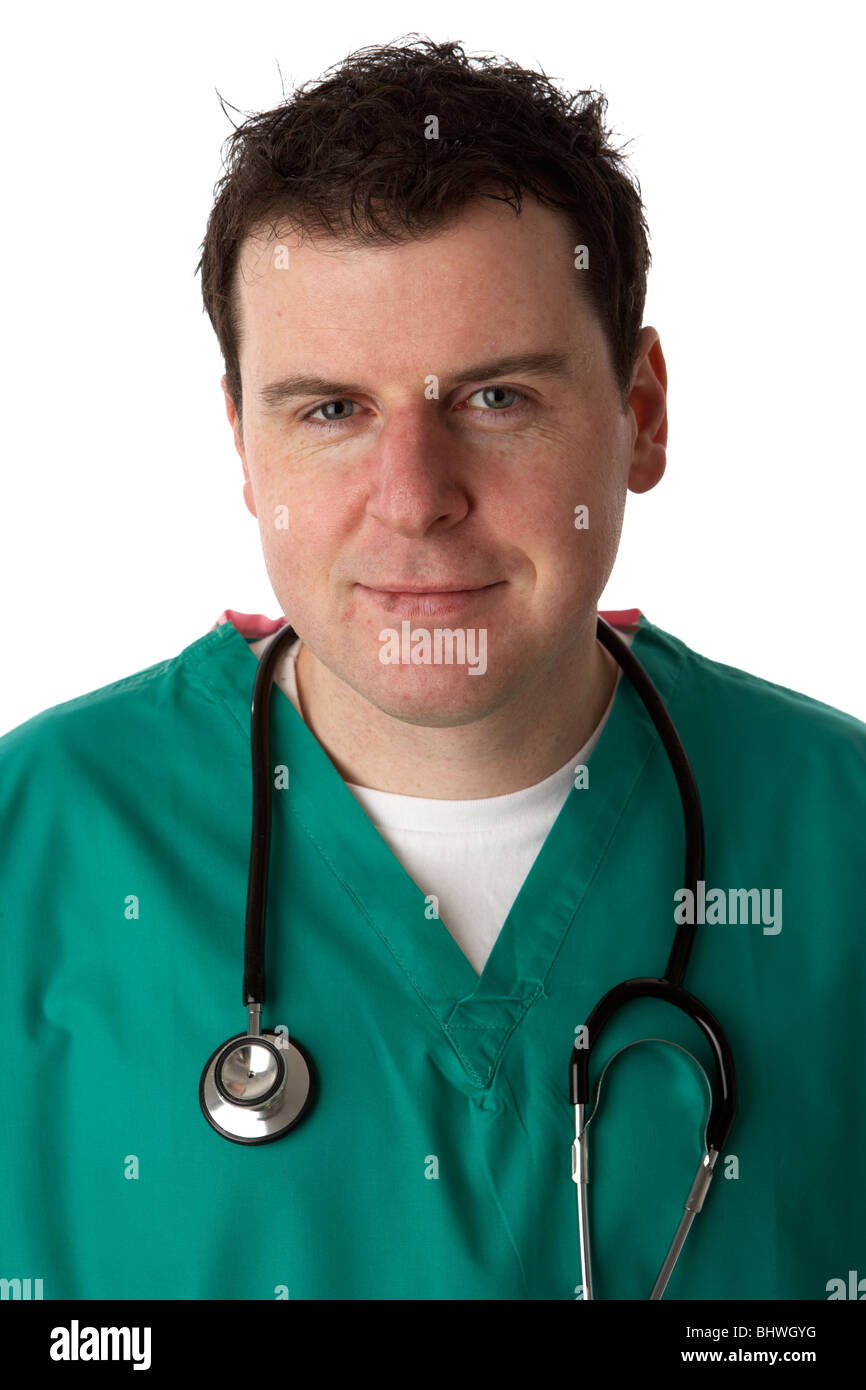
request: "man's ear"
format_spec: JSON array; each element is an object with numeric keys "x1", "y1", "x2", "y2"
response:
[
  {"x1": 626, "y1": 328, "x2": 667, "y2": 495},
  {"x1": 221, "y1": 374, "x2": 257, "y2": 518}
]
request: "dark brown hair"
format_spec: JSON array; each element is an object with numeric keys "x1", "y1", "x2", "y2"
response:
[{"x1": 197, "y1": 34, "x2": 651, "y2": 429}]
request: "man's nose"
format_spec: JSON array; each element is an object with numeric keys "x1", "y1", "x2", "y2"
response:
[{"x1": 363, "y1": 410, "x2": 471, "y2": 538}]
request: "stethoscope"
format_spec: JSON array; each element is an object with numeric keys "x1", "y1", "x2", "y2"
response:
[{"x1": 199, "y1": 616, "x2": 737, "y2": 1299}]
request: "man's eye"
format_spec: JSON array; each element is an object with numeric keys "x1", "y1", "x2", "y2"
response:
[
  {"x1": 304, "y1": 399, "x2": 359, "y2": 426},
  {"x1": 464, "y1": 385, "x2": 524, "y2": 413}
]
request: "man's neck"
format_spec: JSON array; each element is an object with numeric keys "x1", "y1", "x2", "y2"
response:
[{"x1": 292, "y1": 629, "x2": 620, "y2": 799}]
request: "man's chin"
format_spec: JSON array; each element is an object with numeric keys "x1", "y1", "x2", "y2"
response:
[{"x1": 352, "y1": 667, "x2": 504, "y2": 729}]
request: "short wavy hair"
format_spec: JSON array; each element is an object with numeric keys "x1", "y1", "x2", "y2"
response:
[{"x1": 197, "y1": 34, "x2": 651, "y2": 428}]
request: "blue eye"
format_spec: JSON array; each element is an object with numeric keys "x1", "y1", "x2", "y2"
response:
[
  {"x1": 465, "y1": 385, "x2": 522, "y2": 412},
  {"x1": 304, "y1": 399, "x2": 359, "y2": 427}
]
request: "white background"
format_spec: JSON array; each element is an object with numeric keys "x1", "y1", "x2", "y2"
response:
[{"x1": 1, "y1": 1, "x2": 863, "y2": 734}]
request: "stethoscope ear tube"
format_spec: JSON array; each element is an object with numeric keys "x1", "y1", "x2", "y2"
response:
[{"x1": 569, "y1": 976, "x2": 737, "y2": 1154}]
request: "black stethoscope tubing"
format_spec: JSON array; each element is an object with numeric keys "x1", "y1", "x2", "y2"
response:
[
  {"x1": 203, "y1": 615, "x2": 737, "y2": 1201},
  {"x1": 572, "y1": 619, "x2": 737, "y2": 1160}
]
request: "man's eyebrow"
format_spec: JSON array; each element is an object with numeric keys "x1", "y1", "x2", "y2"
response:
[{"x1": 256, "y1": 351, "x2": 574, "y2": 411}]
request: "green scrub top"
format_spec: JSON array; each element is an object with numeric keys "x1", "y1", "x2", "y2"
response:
[{"x1": 1, "y1": 611, "x2": 864, "y2": 1301}]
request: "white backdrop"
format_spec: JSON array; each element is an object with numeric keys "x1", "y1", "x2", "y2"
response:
[{"x1": 2, "y1": 0, "x2": 863, "y2": 735}]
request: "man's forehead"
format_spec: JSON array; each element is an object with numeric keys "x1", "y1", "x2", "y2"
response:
[
  {"x1": 231, "y1": 197, "x2": 590, "y2": 356},
  {"x1": 235, "y1": 195, "x2": 577, "y2": 294}
]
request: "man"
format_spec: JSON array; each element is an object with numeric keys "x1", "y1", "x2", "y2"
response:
[{"x1": 1, "y1": 37, "x2": 864, "y2": 1302}]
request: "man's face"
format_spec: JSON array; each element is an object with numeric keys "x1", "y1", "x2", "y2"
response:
[{"x1": 224, "y1": 195, "x2": 665, "y2": 725}]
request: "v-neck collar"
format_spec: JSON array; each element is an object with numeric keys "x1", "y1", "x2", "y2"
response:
[{"x1": 189, "y1": 613, "x2": 685, "y2": 1087}]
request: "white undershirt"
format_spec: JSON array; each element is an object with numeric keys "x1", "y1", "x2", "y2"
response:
[{"x1": 250, "y1": 630, "x2": 634, "y2": 975}]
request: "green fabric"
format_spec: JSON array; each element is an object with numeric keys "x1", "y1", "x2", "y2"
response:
[{"x1": 1, "y1": 613, "x2": 863, "y2": 1300}]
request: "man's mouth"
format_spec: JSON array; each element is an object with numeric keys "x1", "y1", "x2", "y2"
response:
[{"x1": 355, "y1": 581, "x2": 506, "y2": 618}]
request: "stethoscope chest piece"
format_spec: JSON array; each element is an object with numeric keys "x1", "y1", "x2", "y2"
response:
[{"x1": 200, "y1": 1030, "x2": 316, "y2": 1145}]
